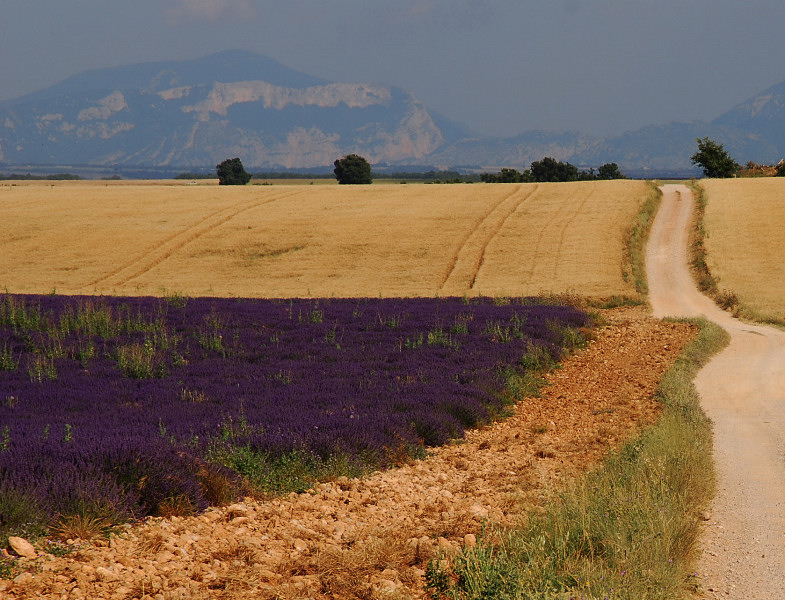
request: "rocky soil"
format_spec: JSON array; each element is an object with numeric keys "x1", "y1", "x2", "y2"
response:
[{"x1": 1, "y1": 307, "x2": 696, "y2": 599}]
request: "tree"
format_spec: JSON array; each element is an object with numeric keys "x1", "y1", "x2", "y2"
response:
[
  {"x1": 597, "y1": 162, "x2": 625, "y2": 180},
  {"x1": 480, "y1": 167, "x2": 532, "y2": 183},
  {"x1": 216, "y1": 157, "x2": 252, "y2": 185},
  {"x1": 333, "y1": 154, "x2": 372, "y2": 184},
  {"x1": 690, "y1": 137, "x2": 739, "y2": 178},
  {"x1": 776, "y1": 159, "x2": 785, "y2": 177},
  {"x1": 530, "y1": 157, "x2": 578, "y2": 182}
]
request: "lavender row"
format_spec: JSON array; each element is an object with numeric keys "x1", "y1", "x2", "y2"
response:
[{"x1": 0, "y1": 294, "x2": 589, "y2": 535}]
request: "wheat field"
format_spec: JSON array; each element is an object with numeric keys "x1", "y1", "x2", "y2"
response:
[
  {"x1": 700, "y1": 178, "x2": 785, "y2": 318},
  {"x1": 0, "y1": 179, "x2": 649, "y2": 299}
]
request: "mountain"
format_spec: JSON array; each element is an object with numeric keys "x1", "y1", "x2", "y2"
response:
[
  {"x1": 430, "y1": 80, "x2": 785, "y2": 173},
  {"x1": 1, "y1": 50, "x2": 784, "y2": 174},
  {"x1": 710, "y1": 79, "x2": 785, "y2": 161},
  {"x1": 0, "y1": 50, "x2": 468, "y2": 170}
]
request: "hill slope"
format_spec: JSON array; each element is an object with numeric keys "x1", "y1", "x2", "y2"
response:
[
  {"x1": 0, "y1": 50, "x2": 466, "y2": 169},
  {"x1": 1, "y1": 50, "x2": 784, "y2": 172}
]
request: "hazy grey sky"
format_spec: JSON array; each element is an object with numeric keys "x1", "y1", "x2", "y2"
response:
[{"x1": 2, "y1": 0, "x2": 785, "y2": 137}]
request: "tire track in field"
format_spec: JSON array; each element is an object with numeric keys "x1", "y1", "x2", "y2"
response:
[
  {"x1": 469, "y1": 185, "x2": 544, "y2": 290},
  {"x1": 546, "y1": 187, "x2": 595, "y2": 279},
  {"x1": 524, "y1": 187, "x2": 594, "y2": 283},
  {"x1": 438, "y1": 187, "x2": 519, "y2": 291},
  {"x1": 83, "y1": 190, "x2": 302, "y2": 290},
  {"x1": 439, "y1": 185, "x2": 538, "y2": 295}
]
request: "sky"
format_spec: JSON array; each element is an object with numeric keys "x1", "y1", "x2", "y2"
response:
[{"x1": 2, "y1": 0, "x2": 785, "y2": 138}]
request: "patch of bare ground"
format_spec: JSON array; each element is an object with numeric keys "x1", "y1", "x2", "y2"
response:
[{"x1": 1, "y1": 308, "x2": 696, "y2": 599}]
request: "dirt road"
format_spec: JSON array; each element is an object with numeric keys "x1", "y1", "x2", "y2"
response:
[{"x1": 647, "y1": 184, "x2": 785, "y2": 598}]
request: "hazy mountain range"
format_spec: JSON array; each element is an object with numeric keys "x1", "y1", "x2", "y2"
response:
[{"x1": 1, "y1": 50, "x2": 784, "y2": 176}]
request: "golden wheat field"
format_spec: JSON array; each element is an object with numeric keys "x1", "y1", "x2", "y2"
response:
[
  {"x1": 700, "y1": 178, "x2": 785, "y2": 318},
  {"x1": 0, "y1": 179, "x2": 649, "y2": 299}
]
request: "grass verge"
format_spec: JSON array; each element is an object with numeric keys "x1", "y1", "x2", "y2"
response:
[
  {"x1": 688, "y1": 181, "x2": 721, "y2": 300},
  {"x1": 426, "y1": 318, "x2": 729, "y2": 600},
  {"x1": 623, "y1": 181, "x2": 662, "y2": 296}
]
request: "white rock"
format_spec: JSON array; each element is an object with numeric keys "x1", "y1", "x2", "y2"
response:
[
  {"x1": 7, "y1": 537, "x2": 37, "y2": 559},
  {"x1": 376, "y1": 578, "x2": 399, "y2": 594}
]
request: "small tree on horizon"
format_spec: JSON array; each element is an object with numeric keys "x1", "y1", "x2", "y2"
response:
[
  {"x1": 530, "y1": 157, "x2": 579, "y2": 182},
  {"x1": 334, "y1": 154, "x2": 372, "y2": 184},
  {"x1": 597, "y1": 162, "x2": 625, "y2": 180},
  {"x1": 216, "y1": 157, "x2": 252, "y2": 185},
  {"x1": 690, "y1": 137, "x2": 739, "y2": 178}
]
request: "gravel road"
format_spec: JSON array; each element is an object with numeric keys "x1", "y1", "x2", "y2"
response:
[{"x1": 647, "y1": 184, "x2": 785, "y2": 599}]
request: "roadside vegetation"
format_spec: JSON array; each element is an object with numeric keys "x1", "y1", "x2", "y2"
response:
[
  {"x1": 687, "y1": 181, "x2": 726, "y2": 302},
  {"x1": 426, "y1": 318, "x2": 729, "y2": 600},
  {"x1": 623, "y1": 181, "x2": 662, "y2": 296}
]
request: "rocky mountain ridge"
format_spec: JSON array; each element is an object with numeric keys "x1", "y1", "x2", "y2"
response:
[
  {"x1": 0, "y1": 50, "x2": 458, "y2": 170},
  {"x1": 1, "y1": 50, "x2": 784, "y2": 174}
]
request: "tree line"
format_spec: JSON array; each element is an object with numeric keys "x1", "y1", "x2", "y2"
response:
[
  {"x1": 20, "y1": 138, "x2": 769, "y2": 185},
  {"x1": 481, "y1": 158, "x2": 624, "y2": 183},
  {"x1": 214, "y1": 155, "x2": 626, "y2": 185},
  {"x1": 0, "y1": 173, "x2": 83, "y2": 181},
  {"x1": 4, "y1": 137, "x2": 784, "y2": 183}
]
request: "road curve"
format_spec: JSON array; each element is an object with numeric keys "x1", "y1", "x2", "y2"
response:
[{"x1": 646, "y1": 184, "x2": 785, "y2": 598}]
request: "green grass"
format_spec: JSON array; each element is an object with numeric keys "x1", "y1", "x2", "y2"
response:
[
  {"x1": 725, "y1": 304, "x2": 785, "y2": 330},
  {"x1": 208, "y1": 445, "x2": 371, "y2": 496},
  {"x1": 426, "y1": 318, "x2": 728, "y2": 600},
  {"x1": 687, "y1": 181, "x2": 718, "y2": 299},
  {"x1": 0, "y1": 295, "x2": 188, "y2": 380}
]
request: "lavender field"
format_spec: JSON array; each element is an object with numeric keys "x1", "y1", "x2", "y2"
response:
[{"x1": 0, "y1": 293, "x2": 589, "y2": 541}]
